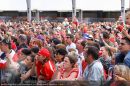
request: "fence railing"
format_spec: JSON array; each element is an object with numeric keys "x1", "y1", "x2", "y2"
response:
[{"x1": 0, "y1": 16, "x2": 116, "y2": 23}]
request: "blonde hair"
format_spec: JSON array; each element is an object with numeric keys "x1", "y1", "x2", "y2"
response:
[
  {"x1": 66, "y1": 51, "x2": 78, "y2": 68},
  {"x1": 56, "y1": 44, "x2": 66, "y2": 49},
  {"x1": 114, "y1": 65, "x2": 130, "y2": 81},
  {"x1": 126, "y1": 11, "x2": 130, "y2": 18}
]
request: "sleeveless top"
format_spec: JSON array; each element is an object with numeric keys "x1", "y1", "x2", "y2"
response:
[{"x1": 60, "y1": 68, "x2": 79, "y2": 79}]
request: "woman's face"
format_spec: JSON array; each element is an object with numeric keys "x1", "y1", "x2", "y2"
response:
[
  {"x1": 126, "y1": 16, "x2": 130, "y2": 25},
  {"x1": 24, "y1": 56, "x2": 32, "y2": 66},
  {"x1": 55, "y1": 54, "x2": 63, "y2": 62},
  {"x1": 113, "y1": 66, "x2": 122, "y2": 81},
  {"x1": 63, "y1": 57, "x2": 72, "y2": 69}
]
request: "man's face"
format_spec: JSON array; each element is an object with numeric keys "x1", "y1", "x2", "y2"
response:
[
  {"x1": 119, "y1": 39, "x2": 130, "y2": 53},
  {"x1": 83, "y1": 49, "x2": 91, "y2": 64},
  {"x1": 37, "y1": 54, "x2": 46, "y2": 62},
  {"x1": 0, "y1": 43, "x2": 8, "y2": 52},
  {"x1": 100, "y1": 47, "x2": 108, "y2": 57},
  {"x1": 66, "y1": 36, "x2": 71, "y2": 44}
]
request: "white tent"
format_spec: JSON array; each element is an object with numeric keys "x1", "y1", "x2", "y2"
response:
[{"x1": 0, "y1": 0, "x2": 129, "y2": 11}]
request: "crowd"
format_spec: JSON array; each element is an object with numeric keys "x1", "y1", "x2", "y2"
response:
[{"x1": 0, "y1": 12, "x2": 130, "y2": 86}]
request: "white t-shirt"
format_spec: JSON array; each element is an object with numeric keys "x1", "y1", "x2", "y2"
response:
[{"x1": 66, "y1": 42, "x2": 78, "y2": 53}]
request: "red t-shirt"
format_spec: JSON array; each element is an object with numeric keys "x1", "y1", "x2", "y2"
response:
[
  {"x1": 0, "y1": 61, "x2": 6, "y2": 69},
  {"x1": 36, "y1": 60, "x2": 56, "y2": 80},
  {"x1": 82, "y1": 60, "x2": 88, "y2": 72}
]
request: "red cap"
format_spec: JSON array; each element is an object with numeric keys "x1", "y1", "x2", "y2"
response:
[
  {"x1": 38, "y1": 48, "x2": 50, "y2": 58},
  {"x1": 116, "y1": 25, "x2": 123, "y2": 32}
]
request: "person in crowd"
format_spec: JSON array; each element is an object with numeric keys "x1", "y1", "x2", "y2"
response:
[
  {"x1": 29, "y1": 38, "x2": 43, "y2": 49},
  {"x1": 1, "y1": 15, "x2": 130, "y2": 85},
  {"x1": 101, "y1": 31, "x2": 117, "y2": 53},
  {"x1": 107, "y1": 53, "x2": 116, "y2": 81},
  {"x1": 62, "y1": 18, "x2": 69, "y2": 27},
  {"x1": 122, "y1": 11, "x2": 130, "y2": 39},
  {"x1": 0, "y1": 42, "x2": 6, "y2": 69},
  {"x1": 51, "y1": 38, "x2": 61, "y2": 47},
  {"x1": 17, "y1": 48, "x2": 31, "y2": 63},
  {"x1": 99, "y1": 46, "x2": 112, "y2": 79},
  {"x1": 54, "y1": 48, "x2": 67, "y2": 70},
  {"x1": 51, "y1": 48, "x2": 67, "y2": 80},
  {"x1": 15, "y1": 54, "x2": 35, "y2": 84},
  {"x1": 0, "y1": 38, "x2": 19, "y2": 83},
  {"x1": 76, "y1": 40, "x2": 85, "y2": 77},
  {"x1": 30, "y1": 47, "x2": 39, "y2": 56},
  {"x1": 54, "y1": 51, "x2": 79, "y2": 80},
  {"x1": 17, "y1": 34, "x2": 28, "y2": 51},
  {"x1": 66, "y1": 34, "x2": 77, "y2": 53},
  {"x1": 83, "y1": 46, "x2": 105, "y2": 86},
  {"x1": 55, "y1": 44, "x2": 66, "y2": 50},
  {"x1": 32, "y1": 48, "x2": 56, "y2": 84},
  {"x1": 106, "y1": 65, "x2": 130, "y2": 86},
  {"x1": 83, "y1": 33, "x2": 94, "y2": 45},
  {"x1": 116, "y1": 37, "x2": 130, "y2": 68}
]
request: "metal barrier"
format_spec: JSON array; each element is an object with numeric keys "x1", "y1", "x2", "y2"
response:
[
  {"x1": 0, "y1": 16, "x2": 116, "y2": 23},
  {"x1": 81, "y1": 18, "x2": 116, "y2": 24}
]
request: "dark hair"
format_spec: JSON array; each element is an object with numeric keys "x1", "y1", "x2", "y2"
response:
[
  {"x1": 31, "y1": 47, "x2": 39, "y2": 54},
  {"x1": 51, "y1": 38, "x2": 61, "y2": 45},
  {"x1": 29, "y1": 54, "x2": 35, "y2": 62},
  {"x1": 66, "y1": 34, "x2": 74, "y2": 40},
  {"x1": 55, "y1": 48, "x2": 67, "y2": 61},
  {"x1": 85, "y1": 42, "x2": 100, "y2": 51},
  {"x1": 1, "y1": 38, "x2": 11, "y2": 49},
  {"x1": 92, "y1": 42, "x2": 100, "y2": 50},
  {"x1": 85, "y1": 46, "x2": 99, "y2": 60},
  {"x1": 102, "y1": 31, "x2": 110, "y2": 39},
  {"x1": 18, "y1": 29, "x2": 24, "y2": 34},
  {"x1": 55, "y1": 48, "x2": 67, "y2": 56},
  {"x1": 122, "y1": 37, "x2": 130, "y2": 45},
  {"x1": 21, "y1": 48, "x2": 31, "y2": 55},
  {"x1": 81, "y1": 40, "x2": 86, "y2": 48}
]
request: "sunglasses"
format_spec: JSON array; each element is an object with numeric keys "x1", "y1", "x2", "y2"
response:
[
  {"x1": 66, "y1": 36, "x2": 70, "y2": 38},
  {"x1": 120, "y1": 43, "x2": 127, "y2": 45}
]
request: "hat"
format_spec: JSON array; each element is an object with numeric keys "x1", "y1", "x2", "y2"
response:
[
  {"x1": 37, "y1": 35, "x2": 44, "y2": 41},
  {"x1": 83, "y1": 33, "x2": 93, "y2": 40},
  {"x1": 38, "y1": 48, "x2": 50, "y2": 58},
  {"x1": 19, "y1": 34, "x2": 27, "y2": 42},
  {"x1": 116, "y1": 25, "x2": 123, "y2": 32}
]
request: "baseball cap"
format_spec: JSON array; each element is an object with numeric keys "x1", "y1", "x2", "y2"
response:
[
  {"x1": 38, "y1": 48, "x2": 50, "y2": 58},
  {"x1": 83, "y1": 33, "x2": 93, "y2": 40}
]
